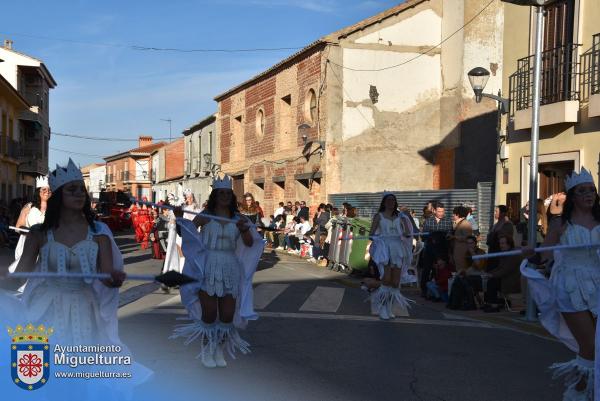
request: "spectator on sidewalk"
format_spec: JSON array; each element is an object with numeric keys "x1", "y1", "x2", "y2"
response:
[
  {"x1": 483, "y1": 235, "x2": 522, "y2": 312},
  {"x1": 420, "y1": 202, "x2": 453, "y2": 297},
  {"x1": 486, "y1": 205, "x2": 515, "y2": 269},
  {"x1": 274, "y1": 202, "x2": 285, "y2": 219},
  {"x1": 464, "y1": 203, "x2": 479, "y2": 238},
  {"x1": 450, "y1": 206, "x2": 472, "y2": 272},
  {"x1": 240, "y1": 192, "x2": 263, "y2": 227},
  {"x1": 298, "y1": 201, "x2": 310, "y2": 221},
  {"x1": 426, "y1": 254, "x2": 454, "y2": 303}
]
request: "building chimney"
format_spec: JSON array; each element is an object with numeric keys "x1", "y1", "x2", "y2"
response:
[
  {"x1": 138, "y1": 136, "x2": 153, "y2": 148},
  {"x1": 3, "y1": 39, "x2": 13, "y2": 50}
]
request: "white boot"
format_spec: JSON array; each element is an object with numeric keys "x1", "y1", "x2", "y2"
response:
[
  {"x1": 217, "y1": 322, "x2": 250, "y2": 359},
  {"x1": 387, "y1": 292, "x2": 395, "y2": 319},
  {"x1": 214, "y1": 343, "x2": 227, "y2": 367},
  {"x1": 170, "y1": 320, "x2": 218, "y2": 368},
  {"x1": 550, "y1": 355, "x2": 594, "y2": 401},
  {"x1": 201, "y1": 341, "x2": 217, "y2": 368},
  {"x1": 375, "y1": 286, "x2": 390, "y2": 320}
]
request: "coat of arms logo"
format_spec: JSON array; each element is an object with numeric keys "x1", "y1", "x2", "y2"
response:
[{"x1": 7, "y1": 323, "x2": 54, "y2": 391}]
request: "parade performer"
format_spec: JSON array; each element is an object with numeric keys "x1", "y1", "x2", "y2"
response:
[
  {"x1": 12, "y1": 159, "x2": 127, "y2": 344},
  {"x1": 170, "y1": 175, "x2": 264, "y2": 368},
  {"x1": 8, "y1": 176, "x2": 50, "y2": 274},
  {"x1": 368, "y1": 192, "x2": 414, "y2": 320},
  {"x1": 522, "y1": 167, "x2": 600, "y2": 401},
  {"x1": 138, "y1": 199, "x2": 153, "y2": 250},
  {"x1": 2, "y1": 158, "x2": 152, "y2": 399},
  {"x1": 182, "y1": 188, "x2": 200, "y2": 220}
]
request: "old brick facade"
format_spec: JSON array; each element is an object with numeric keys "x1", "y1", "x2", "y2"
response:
[{"x1": 216, "y1": 47, "x2": 327, "y2": 216}]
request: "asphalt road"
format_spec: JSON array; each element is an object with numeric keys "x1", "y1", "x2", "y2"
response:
[{"x1": 110, "y1": 234, "x2": 572, "y2": 401}]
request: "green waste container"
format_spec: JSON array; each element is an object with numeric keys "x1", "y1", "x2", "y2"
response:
[{"x1": 347, "y1": 217, "x2": 372, "y2": 273}]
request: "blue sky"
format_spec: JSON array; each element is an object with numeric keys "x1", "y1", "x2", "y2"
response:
[{"x1": 0, "y1": 0, "x2": 401, "y2": 168}]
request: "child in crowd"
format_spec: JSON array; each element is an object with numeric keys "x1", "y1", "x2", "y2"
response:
[{"x1": 426, "y1": 255, "x2": 454, "y2": 303}]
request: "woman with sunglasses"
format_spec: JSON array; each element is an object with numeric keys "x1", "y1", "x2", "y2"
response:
[
  {"x1": 8, "y1": 176, "x2": 51, "y2": 275},
  {"x1": 523, "y1": 167, "x2": 600, "y2": 401}
]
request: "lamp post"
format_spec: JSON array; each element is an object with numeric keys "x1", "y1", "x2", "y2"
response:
[
  {"x1": 467, "y1": 67, "x2": 509, "y2": 168},
  {"x1": 498, "y1": 0, "x2": 556, "y2": 322}
]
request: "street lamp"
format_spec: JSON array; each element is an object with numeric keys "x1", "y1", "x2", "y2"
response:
[
  {"x1": 467, "y1": 67, "x2": 509, "y2": 113},
  {"x1": 467, "y1": 67, "x2": 510, "y2": 169}
]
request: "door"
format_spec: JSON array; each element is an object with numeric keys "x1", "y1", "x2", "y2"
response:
[
  {"x1": 541, "y1": 0, "x2": 575, "y2": 104},
  {"x1": 538, "y1": 160, "x2": 575, "y2": 200}
]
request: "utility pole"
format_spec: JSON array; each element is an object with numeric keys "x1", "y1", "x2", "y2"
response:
[{"x1": 160, "y1": 118, "x2": 172, "y2": 142}]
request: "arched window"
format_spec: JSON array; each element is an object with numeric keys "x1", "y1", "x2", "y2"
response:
[
  {"x1": 305, "y1": 89, "x2": 317, "y2": 123},
  {"x1": 256, "y1": 108, "x2": 265, "y2": 139}
]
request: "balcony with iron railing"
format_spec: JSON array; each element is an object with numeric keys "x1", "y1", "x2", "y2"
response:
[
  {"x1": 581, "y1": 33, "x2": 600, "y2": 117},
  {"x1": 509, "y1": 43, "x2": 581, "y2": 130}
]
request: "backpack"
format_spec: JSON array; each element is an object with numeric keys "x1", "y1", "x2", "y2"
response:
[{"x1": 447, "y1": 276, "x2": 477, "y2": 311}]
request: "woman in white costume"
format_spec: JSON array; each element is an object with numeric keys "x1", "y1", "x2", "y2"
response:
[
  {"x1": 161, "y1": 190, "x2": 196, "y2": 291},
  {"x1": 522, "y1": 167, "x2": 600, "y2": 401},
  {"x1": 13, "y1": 159, "x2": 127, "y2": 345},
  {"x1": 171, "y1": 175, "x2": 263, "y2": 368},
  {"x1": 182, "y1": 188, "x2": 200, "y2": 220},
  {"x1": 2, "y1": 159, "x2": 152, "y2": 399},
  {"x1": 8, "y1": 176, "x2": 50, "y2": 274},
  {"x1": 368, "y1": 192, "x2": 414, "y2": 320}
]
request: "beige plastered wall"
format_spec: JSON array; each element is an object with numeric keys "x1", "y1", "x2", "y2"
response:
[{"x1": 497, "y1": 0, "x2": 600, "y2": 206}]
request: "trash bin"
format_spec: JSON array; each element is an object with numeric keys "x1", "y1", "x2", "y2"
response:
[{"x1": 347, "y1": 217, "x2": 371, "y2": 273}]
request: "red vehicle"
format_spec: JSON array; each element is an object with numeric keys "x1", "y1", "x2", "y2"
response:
[{"x1": 95, "y1": 191, "x2": 132, "y2": 231}]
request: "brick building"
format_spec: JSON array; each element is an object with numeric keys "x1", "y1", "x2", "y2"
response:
[
  {"x1": 104, "y1": 136, "x2": 166, "y2": 199},
  {"x1": 151, "y1": 137, "x2": 185, "y2": 202},
  {"x1": 215, "y1": 44, "x2": 326, "y2": 215},
  {"x1": 215, "y1": 0, "x2": 503, "y2": 215}
]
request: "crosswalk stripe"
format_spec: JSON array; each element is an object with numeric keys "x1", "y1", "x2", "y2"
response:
[
  {"x1": 253, "y1": 283, "x2": 289, "y2": 310},
  {"x1": 392, "y1": 303, "x2": 410, "y2": 317},
  {"x1": 299, "y1": 286, "x2": 345, "y2": 313}
]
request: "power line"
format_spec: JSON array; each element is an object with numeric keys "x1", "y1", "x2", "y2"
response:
[
  {"x1": 52, "y1": 131, "x2": 172, "y2": 142},
  {"x1": 50, "y1": 147, "x2": 106, "y2": 158},
  {"x1": 0, "y1": 31, "x2": 303, "y2": 53},
  {"x1": 327, "y1": 0, "x2": 496, "y2": 72}
]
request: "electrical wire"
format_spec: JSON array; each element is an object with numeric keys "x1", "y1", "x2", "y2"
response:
[
  {"x1": 50, "y1": 147, "x2": 106, "y2": 158},
  {"x1": 51, "y1": 131, "x2": 172, "y2": 142},
  {"x1": 0, "y1": 31, "x2": 303, "y2": 53},
  {"x1": 327, "y1": 0, "x2": 496, "y2": 72}
]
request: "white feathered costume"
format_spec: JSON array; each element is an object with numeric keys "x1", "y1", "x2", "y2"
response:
[{"x1": 170, "y1": 215, "x2": 264, "y2": 360}]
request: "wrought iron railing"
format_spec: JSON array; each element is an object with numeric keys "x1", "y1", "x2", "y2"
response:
[
  {"x1": 509, "y1": 44, "x2": 581, "y2": 115},
  {"x1": 580, "y1": 33, "x2": 600, "y2": 102}
]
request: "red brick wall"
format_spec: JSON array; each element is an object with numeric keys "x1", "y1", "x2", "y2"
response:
[
  {"x1": 220, "y1": 98, "x2": 231, "y2": 164},
  {"x1": 296, "y1": 53, "x2": 321, "y2": 146},
  {"x1": 245, "y1": 77, "x2": 276, "y2": 158},
  {"x1": 164, "y1": 138, "x2": 184, "y2": 180},
  {"x1": 217, "y1": 48, "x2": 326, "y2": 215}
]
